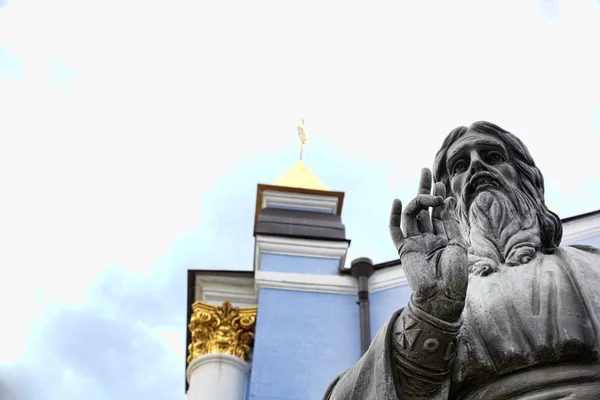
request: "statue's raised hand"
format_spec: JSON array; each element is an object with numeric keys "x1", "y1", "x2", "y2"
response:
[{"x1": 389, "y1": 168, "x2": 468, "y2": 323}]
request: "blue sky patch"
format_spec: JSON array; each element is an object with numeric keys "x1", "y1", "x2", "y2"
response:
[{"x1": 0, "y1": 44, "x2": 23, "y2": 80}]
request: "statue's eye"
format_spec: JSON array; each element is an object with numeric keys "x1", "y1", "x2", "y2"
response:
[
  {"x1": 487, "y1": 151, "x2": 505, "y2": 163},
  {"x1": 452, "y1": 159, "x2": 468, "y2": 174}
]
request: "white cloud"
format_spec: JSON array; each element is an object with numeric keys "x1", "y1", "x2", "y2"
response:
[
  {"x1": 0, "y1": 0, "x2": 597, "y2": 287},
  {"x1": 155, "y1": 327, "x2": 186, "y2": 358}
]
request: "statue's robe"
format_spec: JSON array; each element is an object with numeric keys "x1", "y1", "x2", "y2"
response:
[{"x1": 324, "y1": 246, "x2": 600, "y2": 400}]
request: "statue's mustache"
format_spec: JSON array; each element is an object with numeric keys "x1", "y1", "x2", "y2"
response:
[{"x1": 463, "y1": 171, "x2": 507, "y2": 207}]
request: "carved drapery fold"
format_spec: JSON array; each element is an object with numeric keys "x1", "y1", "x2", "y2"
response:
[{"x1": 187, "y1": 301, "x2": 257, "y2": 364}]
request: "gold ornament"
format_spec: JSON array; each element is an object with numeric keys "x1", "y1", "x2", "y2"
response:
[{"x1": 187, "y1": 301, "x2": 257, "y2": 364}]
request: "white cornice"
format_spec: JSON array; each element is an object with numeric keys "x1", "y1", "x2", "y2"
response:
[
  {"x1": 262, "y1": 190, "x2": 339, "y2": 214},
  {"x1": 255, "y1": 270, "x2": 357, "y2": 294},
  {"x1": 369, "y1": 265, "x2": 408, "y2": 293},
  {"x1": 561, "y1": 212, "x2": 600, "y2": 245},
  {"x1": 192, "y1": 263, "x2": 408, "y2": 301},
  {"x1": 254, "y1": 235, "x2": 349, "y2": 271},
  {"x1": 254, "y1": 265, "x2": 408, "y2": 295},
  {"x1": 195, "y1": 275, "x2": 257, "y2": 308}
]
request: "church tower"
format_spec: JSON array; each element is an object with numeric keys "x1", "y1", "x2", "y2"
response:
[
  {"x1": 185, "y1": 121, "x2": 362, "y2": 399},
  {"x1": 247, "y1": 122, "x2": 362, "y2": 399}
]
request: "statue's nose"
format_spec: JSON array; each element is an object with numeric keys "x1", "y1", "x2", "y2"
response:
[{"x1": 468, "y1": 153, "x2": 488, "y2": 175}]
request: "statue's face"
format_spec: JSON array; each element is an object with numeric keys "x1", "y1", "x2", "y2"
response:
[{"x1": 445, "y1": 130, "x2": 519, "y2": 206}]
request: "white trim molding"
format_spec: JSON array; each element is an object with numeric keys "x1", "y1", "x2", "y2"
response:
[
  {"x1": 262, "y1": 190, "x2": 339, "y2": 214},
  {"x1": 369, "y1": 265, "x2": 408, "y2": 293},
  {"x1": 195, "y1": 275, "x2": 257, "y2": 308},
  {"x1": 254, "y1": 235, "x2": 349, "y2": 271},
  {"x1": 561, "y1": 212, "x2": 600, "y2": 245},
  {"x1": 192, "y1": 263, "x2": 408, "y2": 303},
  {"x1": 255, "y1": 271, "x2": 357, "y2": 294},
  {"x1": 254, "y1": 265, "x2": 408, "y2": 295}
]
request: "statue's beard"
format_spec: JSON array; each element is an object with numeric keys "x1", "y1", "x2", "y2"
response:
[{"x1": 456, "y1": 172, "x2": 542, "y2": 272}]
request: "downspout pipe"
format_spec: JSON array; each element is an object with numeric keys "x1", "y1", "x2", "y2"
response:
[{"x1": 350, "y1": 257, "x2": 375, "y2": 356}]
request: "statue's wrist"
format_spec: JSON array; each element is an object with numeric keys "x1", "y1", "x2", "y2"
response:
[
  {"x1": 411, "y1": 293, "x2": 465, "y2": 324},
  {"x1": 392, "y1": 299, "x2": 462, "y2": 379},
  {"x1": 408, "y1": 298, "x2": 463, "y2": 331}
]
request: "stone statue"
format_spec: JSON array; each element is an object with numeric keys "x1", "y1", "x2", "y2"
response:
[{"x1": 324, "y1": 121, "x2": 600, "y2": 399}]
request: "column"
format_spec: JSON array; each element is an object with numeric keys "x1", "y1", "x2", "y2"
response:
[{"x1": 186, "y1": 301, "x2": 257, "y2": 400}]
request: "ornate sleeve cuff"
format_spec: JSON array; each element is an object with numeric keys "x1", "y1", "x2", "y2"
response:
[{"x1": 391, "y1": 298, "x2": 462, "y2": 395}]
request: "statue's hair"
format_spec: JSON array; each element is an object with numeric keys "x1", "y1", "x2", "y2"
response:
[{"x1": 433, "y1": 121, "x2": 562, "y2": 253}]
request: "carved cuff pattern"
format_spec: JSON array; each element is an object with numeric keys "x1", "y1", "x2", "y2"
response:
[{"x1": 392, "y1": 299, "x2": 461, "y2": 397}]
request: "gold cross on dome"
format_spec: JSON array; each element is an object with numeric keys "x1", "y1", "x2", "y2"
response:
[{"x1": 298, "y1": 119, "x2": 307, "y2": 160}]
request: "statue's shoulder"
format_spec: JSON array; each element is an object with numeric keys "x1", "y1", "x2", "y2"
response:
[{"x1": 567, "y1": 244, "x2": 600, "y2": 255}]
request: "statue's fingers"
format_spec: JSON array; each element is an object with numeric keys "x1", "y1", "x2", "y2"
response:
[
  {"x1": 418, "y1": 168, "x2": 433, "y2": 195},
  {"x1": 417, "y1": 211, "x2": 433, "y2": 233},
  {"x1": 404, "y1": 195, "x2": 444, "y2": 217},
  {"x1": 433, "y1": 182, "x2": 447, "y2": 199},
  {"x1": 431, "y1": 183, "x2": 446, "y2": 236},
  {"x1": 441, "y1": 197, "x2": 466, "y2": 246},
  {"x1": 440, "y1": 198, "x2": 468, "y2": 299},
  {"x1": 403, "y1": 194, "x2": 443, "y2": 236},
  {"x1": 442, "y1": 250, "x2": 469, "y2": 301},
  {"x1": 415, "y1": 168, "x2": 434, "y2": 233},
  {"x1": 389, "y1": 199, "x2": 405, "y2": 250}
]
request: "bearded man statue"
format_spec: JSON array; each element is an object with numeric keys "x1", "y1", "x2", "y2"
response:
[{"x1": 324, "y1": 121, "x2": 600, "y2": 400}]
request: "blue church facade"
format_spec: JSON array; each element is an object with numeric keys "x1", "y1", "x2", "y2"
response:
[{"x1": 184, "y1": 159, "x2": 600, "y2": 400}]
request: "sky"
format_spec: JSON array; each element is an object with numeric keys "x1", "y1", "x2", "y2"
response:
[{"x1": 1, "y1": 1, "x2": 599, "y2": 398}]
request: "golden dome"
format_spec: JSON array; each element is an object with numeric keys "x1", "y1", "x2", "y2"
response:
[{"x1": 273, "y1": 160, "x2": 329, "y2": 191}]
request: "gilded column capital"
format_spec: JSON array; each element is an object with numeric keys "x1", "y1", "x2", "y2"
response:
[{"x1": 187, "y1": 301, "x2": 257, "y2": 364}]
